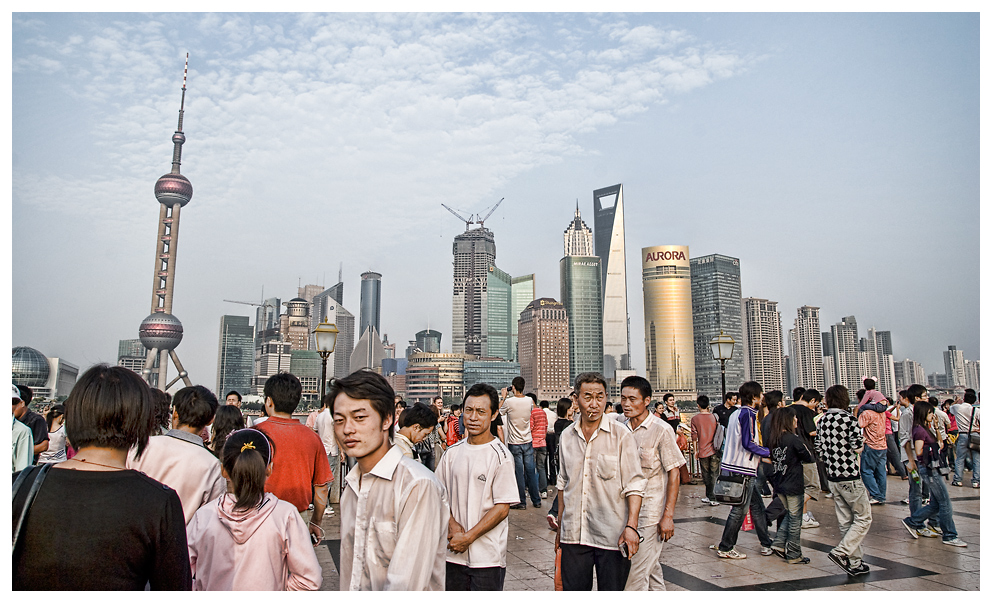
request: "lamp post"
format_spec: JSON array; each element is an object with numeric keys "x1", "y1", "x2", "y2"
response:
[
  {"x1": 313, "y1": 317, "x2": 339, "y2": 400},
  {"x1": 710, "y1": 330, "x2": 736, "y2": 402}
]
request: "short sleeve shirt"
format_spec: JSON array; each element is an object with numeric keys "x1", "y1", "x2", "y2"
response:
[
  {"x1": 257, "y1": 417, "x2": 333, "y2": 512},
  {"x1": 313, "y1": 408, "x2": 339, "y2": 457},
  {"x1": 436, "y1": 438, "x2": 519, "y2": 568},
  {"x1": 19, "y1": 409, "x2": 49, "y2": 462},
  {"x1": 500, "y1": 396, "x2": 533, "y2": 445},
  {"x1": 531, "y1": 408, "x2": 547, "y2": 448},
  {"x1": 621, "y1": 414, "x2": 685, "y2": 527}
]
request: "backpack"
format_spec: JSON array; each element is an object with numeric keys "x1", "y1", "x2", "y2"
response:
[{"x1": 713, "y1": 422, "x2": 726, "y2": 452}]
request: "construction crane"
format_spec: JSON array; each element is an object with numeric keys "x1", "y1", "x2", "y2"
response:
[
  {"x1": 441, "y1": 198, "x2": 505, "y2": 231},
  {"x1": 476, "y1": 197, "x2": 504, "y2": 229},
  {"x1": 441, "y1": 203, "x2": 474, "y2": 231}
]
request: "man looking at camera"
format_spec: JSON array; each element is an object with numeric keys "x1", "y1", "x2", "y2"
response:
[
  {"x1": 555, "y1": 372, "x2": 646, "y2": 590},
  {"x1": 435, "y1": 383, "x2": 519, "y2": 591},
  {"x1": 619, "y1": 375, "x2": 685, "y2": 591}
]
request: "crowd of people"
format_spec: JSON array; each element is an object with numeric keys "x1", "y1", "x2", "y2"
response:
[{"x1": 11, "y1": 365, "x2": 980, "y2": 590}]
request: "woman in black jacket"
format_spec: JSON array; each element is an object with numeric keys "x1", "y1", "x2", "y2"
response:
[{"x1": 765, "y1": 405, "x2": 814, "y2": 564}]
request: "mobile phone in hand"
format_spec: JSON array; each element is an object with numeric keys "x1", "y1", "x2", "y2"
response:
[
  {"x1": 311, "y1": 531, "x2": 321, "y2": 545},
  {"x1": 619, "y1": 542, "x2": 629, "y2": 558}
]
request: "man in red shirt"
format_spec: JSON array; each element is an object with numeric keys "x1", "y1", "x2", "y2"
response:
[
  {"x1": 256, "y1": 372, "x2": 333, "y2": 543},
  {"x1": 528, "y1": 393, "x2": 550, "y2": 499}
]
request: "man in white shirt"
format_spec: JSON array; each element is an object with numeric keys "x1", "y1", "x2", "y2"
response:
[
  {"x1": 950, "y1": 389, "x2": 980, "y2": 488},
  {"x1": 555, "y1": 372, "x2": 647, "y2": 590},
  {"x1": 334, "y1": 370, "x2": 448, "y2": 591},
  {"x1": 500, "y1": 376, "x2": 541, "y2": 509},
  {"x1": 394, "y1": 403, "x2": 438, "y2": 459},
  {"x1": 436, "y1": 383, "x2": 519, "y2": 590},
  {"x1": 314, "y1": 393, "x2": 341, "y2": 507},
  {"x1": 126, "y1": 385, "x2": 227, "y2": 524},
  {"x1": 619, "y1": 375, "x2": 685, "y2": 591}
]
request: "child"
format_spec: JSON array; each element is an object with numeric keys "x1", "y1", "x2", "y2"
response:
[
  {"x1": 187, "y1": 428, "x2": 323, "y2": 590},
  {"x1": 765, "y1": 406, "x2": 814, "y2": 564}
]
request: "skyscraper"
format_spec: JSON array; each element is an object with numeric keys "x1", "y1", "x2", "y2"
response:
[
  {"x1": 518, "y1": 298, "x2": 571, "y2": 400},
  {"x1": 256, "y1": 296, "x2": 282, "y2": 347},
  {"x1": 944, "y1": 345, "x2": 967, "y2": 388},
  {"x1": 894, "y1": 358, "x2": 927, "y2": 390},
  {"x1": 289, "y1": 350, "x2": 322, "y2": 403},
  {"x1": 334, "y1": 305, "x2": 356, "y2": 379},
  {"x1": 510, "y1": 274, "x2": 535, "y2": 362},
  {"x1": 865, "y1": 327, "x2": 896, "y2": 399},
  {"x1": 452, "y1": 227, "x2": 496, "y2": 357},
  {"x1": 359, "y1": 271, "x2": 382, "y2": 337},
  {"x1": 137, "y1": 56, "x2": 194, "y2": 390},
  {"x1": 486, "y1": 265, "x2": 513, "y2": 361},
  {"x1": 793, "y1": 306, "x2": 825, "y2": 392},
  {"x1": 216, "y1": 315, "x2": 254, "y2": 397},
  {"x1": 560, "y1": 255, "x2": 603, "y2": 387},
  {"x1": 298, "y1": 284, "x2": 324, "y2": 305},
  {"x1": 690, "y1": 254, "x2": 745, "y2": 400},
  {"x1": 964, "y1": 360, "x2": 980, "y2": 390},
  {"x1": 281, "y1": 298, "x2": 311, "y2": 351},
  {"x1": 351, "y1": 326, "x2": 385, "y2": 372},
  {"x1": 830, "y1": 316, "x2": 861, "y2": 395},
  {"x1": 252, "y1": 340, "x2": 292, "y2": 396},
  {"x1": 563, "y1": 203, "x2": 594, "y2": 256},
  {"x1": 594, "y1": 184, "x2": 631, "y2": 378},
  {"x1": 416, "y1": 329, "x2": 442, "y2": 353},
  {"x1": 740, "y1": 298, "x2": 785, "y2": 393},
  {"x1": 642, "y1": 246, "x2": 696, "y2": 399},
  {"x1": 118, "y1": 339, "x2": 158, "y2": 388}
]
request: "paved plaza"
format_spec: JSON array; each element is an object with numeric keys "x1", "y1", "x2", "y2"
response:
[{"x1": 314, "y1": 474, "x2": 980, "y2": 591}]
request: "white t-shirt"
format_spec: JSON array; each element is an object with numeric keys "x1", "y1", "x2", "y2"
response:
[
  {"x1": 500, "y1": 395, "x2": 533, "y2": 445},
  {"x1": 313, "y1": 408, "x2": 339, "y2": 456},
  {"x1": 543, "y1": 408, "x2": 557, "y2": 434},
  {"x1": 38, "y1": 425, "x2": 67, "y2": 463},
  {"x1": 436, "y1": 438, "x2": 520, "y2": 568}
]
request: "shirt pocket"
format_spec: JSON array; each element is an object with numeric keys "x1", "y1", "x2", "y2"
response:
[
  {"x1": 372, "y1": 520, "x2": 397, "y2": 564},
  {"x1": 639, "y1": 446, "x2": 659, "y2": 472},
  {"x1": 596, "y1": 454, "x2": 618, "y2": 480}
]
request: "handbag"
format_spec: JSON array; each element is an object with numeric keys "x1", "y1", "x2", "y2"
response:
[
  {"x1": 11, "y1": 463, "x2": 53, "y2": 555},
  {"x1": 966, "y1": 407, "x2": 980, "y2": 452},
  {"x1": 713, "y1": 472, "x2": 746, "y2": 505}
]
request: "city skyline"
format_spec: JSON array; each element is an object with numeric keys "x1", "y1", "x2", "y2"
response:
[{"x1": 12, "y1": 13, "x2": 980, "y2": 387}]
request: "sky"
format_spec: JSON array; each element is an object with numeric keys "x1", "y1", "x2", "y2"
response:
[{"x1": 11, "y1": 12, "x2": 981, "y2": 392}]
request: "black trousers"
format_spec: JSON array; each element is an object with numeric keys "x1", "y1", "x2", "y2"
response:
[
  {"x1": 560, "y1": 543, "x2": 630, "y2": 591},
  {"x1": 445, "y1": 562, "x2": 506, "y2": 591}
]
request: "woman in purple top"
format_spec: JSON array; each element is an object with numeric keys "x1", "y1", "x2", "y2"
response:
[{"x1": 901, "y1": 401, "x2": 967, "y2": 547}]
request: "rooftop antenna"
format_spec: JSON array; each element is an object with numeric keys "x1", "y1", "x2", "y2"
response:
[
  {"x1": 170, "y1": 53, "x2": 189, "y2": 175},
  {"x1": 338, "y1": 262, "x2": 343, "y2": 284}
]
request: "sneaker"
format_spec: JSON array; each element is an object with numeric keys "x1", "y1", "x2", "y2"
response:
[
  {"x1": 761, "y1": 493, "x2": 773, "y2": 499},
  {"x1": 716, "y1": 548, "x2": 747, "y2": 559},
  {"x1": 828, "y1": 551, "x2": 850, "y2": 573},
  {"x1": 902, "y1": 519, "x2": 919, "y2": 539},
  {"x1": 509, "y1": 503, "x2": 527, "y2": 510},
  {"x1": 824, "y1": 492, "x2": 833, "y2": 499},
  {"x1": 942, "y1": 538, "x2": 968, "y2": 547},
  {"x1": 917, "y1": 526, "x2": 941, "y2": 538},
  {"x1": 901, "y1": 498, "x2": 910, "y2": 505},
  {"x1": 541, "y1": 491, "x2": 548, "y2": 499},
  {"x1": 324, "y1": 506, "x2": 335, "y2": 516},
  {"x1": 532, "y1": 501, "x2": 542, "y2": 509},
  {"x1": 711, "y1": 500, "x2": 722, "y2": 506},
  {"x1": 701, "y1": 497, "x2": 711, "y2": 504},
  {"x1": 801, "y1": 517, "x2": 820, "y2": 529},
  {"x1": 972, "y1": 482, "x2": 980, "y2": 489},
  {"x1": 546, "y1": 514, "x2": 559, "y2": 531},
  {"x1": 951, "y1": 480, "x2": 962, "y2": 487},
  {"x1": 786, "y1": 556, "x2": 811, "y2": 564},
  {"x1": 760, "y1": 546, "x2": 774, "y2": 556},
  {"x1": 868, "y1": 498, "x2": 881, "y2": 505},
  {"x1": 771, "y1": 546, "x2": 786, "y2": 559},
  {"x1": 848, "y1": 562, "x2": 871, "y2": 576}
]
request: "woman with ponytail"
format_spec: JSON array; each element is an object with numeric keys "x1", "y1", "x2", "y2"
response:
[{"x1": 186, "y1": 428, "x2": 323, "y2": 590}]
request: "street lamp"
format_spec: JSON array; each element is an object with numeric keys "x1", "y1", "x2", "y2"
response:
[
  {"x1": 710, "y1": 330, "x2": 736, "y2": 402},
  {"x1": 313, "y1": 317, "x2": 339, "y2": 399}
]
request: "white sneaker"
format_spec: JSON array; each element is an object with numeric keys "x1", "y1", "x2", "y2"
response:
[
  {"x1": 801, "y1": 515, "x2": 819, "y2": 529},
  {"x1": 541, "y1": 491, "x2": 548, "y2": 499},
  {"x1": 324, "y1": 506, "x2": 335, "y2": 516},
  {"x1": 701, "y1": 497, "x2": 711, "y2": 504}
]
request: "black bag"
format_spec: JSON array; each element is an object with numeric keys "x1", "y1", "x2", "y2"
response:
[
  {"x1": 966, "y1": 407, "x2": 980, "y2": 453},
  {"x1": 11, "y1": 464, "x2": 53, "y2": 555},
  {"x1": 714, "y1": 473, "x2": 746, "y2": 506}
]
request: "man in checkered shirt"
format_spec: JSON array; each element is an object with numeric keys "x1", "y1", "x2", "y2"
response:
[{"x1": 815, "y1": 384, "x2": 872, "y2": 576}]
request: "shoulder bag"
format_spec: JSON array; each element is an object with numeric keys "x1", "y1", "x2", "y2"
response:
[
  {"x1": 11, "y1": 463, "x2": 53, "y2": 555},
  {"x1": 967, "y1": 407, "x2": 980, "y2": 453},
  {"x1": 713, "y1": 472, "x2": 746, "y2": 506}
]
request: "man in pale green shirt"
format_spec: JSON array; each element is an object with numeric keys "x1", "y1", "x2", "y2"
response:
[{"x1": 13, "y1": 384, "x2": 35, "y2": 472}]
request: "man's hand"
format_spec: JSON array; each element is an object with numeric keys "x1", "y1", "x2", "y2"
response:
[
  {"x1": 618, "y1": 526, "x2": 640, "y2": 559},
  {"x1": 657, "y1": 515, "x2": 675, "y2": 542},
  {"x1": 448, "y1": 531, "x2": 473, "y2": 553},
  {"x1": 554, "y1": 527, "x2": 561, "y2": 551},
  {"x1": 307, "y1": 522, "x2": 323, "y2": 547},
  {"x1": 448, "y1": 516, "x2": 464, "y2": 541},
  {"x1": 500, "y1": 387, "x2": 508, "y2": 400}
]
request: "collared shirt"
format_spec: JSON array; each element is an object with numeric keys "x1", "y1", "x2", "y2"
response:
[
  {"x1": 620, "y1": 413, "x2": 685, "y2": 528},
  {"x1": 12, "y1": 416, "x2": 33, "y2": 472},
  {"x1": 394, "y1": 432, "x2": 415, "y2": 458},
  {"x1": 339, "y1": 446, "x2": 448, "y2": 591},
  {"x1": 126, "y1": 429, "x2": 227, "y2": 525},
  {"x1": 555, "y1": 415, "x2": 646, "y2": 550},
  {"x1": 314, "y1": 408, "x2": 339, "y2": 457}
]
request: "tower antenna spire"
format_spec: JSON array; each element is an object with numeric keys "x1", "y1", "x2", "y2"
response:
[{"x1": 171, "y1": 53, "x2": 188, "y2": 175}]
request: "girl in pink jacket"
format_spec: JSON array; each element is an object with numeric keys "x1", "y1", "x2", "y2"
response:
[{"x1": 187, "y1": 428, "x2": 323, "y2": 590}]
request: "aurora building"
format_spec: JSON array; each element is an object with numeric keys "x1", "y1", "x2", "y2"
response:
[
  {"x1": 560, "y1": 206, "x2": 603, "y2": 385},
  {"x1": 642, "y1": 245, "x2": 696, "y2": 399}
]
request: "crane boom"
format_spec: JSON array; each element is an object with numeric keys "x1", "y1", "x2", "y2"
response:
[
  {"x1": 441, "y1": 203, "x2": 473, "y2": 231},
  {"x1": 223, "y1": 299, "x2": 264, "y2": 307},
  {"x1": 478, "y1": 197, "x2": 504, "y2": 226}
]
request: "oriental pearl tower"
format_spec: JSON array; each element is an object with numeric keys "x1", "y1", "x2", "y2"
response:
[{"x1": 139, "y1": 55, "x2": 194, "y2": 390}]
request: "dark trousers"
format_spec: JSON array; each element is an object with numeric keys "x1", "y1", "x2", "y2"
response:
[
  {"x1": 718, "y1": 474, "x2": 772, "y2": 551},
  {"x1": 535, "y1": 446, "x2": 548, "y2": 492},
  {"x1": 446, "y1": 562, "x2": 506, "y2": 591},
  {"x1": 546, "y1": 433, "x2": 558, "y2": 485},
  {"x1": 886, "y1": 433, "x2": 907, "y2": 478},
  {"x1": 560, "y1": 543, "x2": 630, "y2": 591},
  {"x1": 698, "y1": 454, "x2": 720, "y2": 500}
]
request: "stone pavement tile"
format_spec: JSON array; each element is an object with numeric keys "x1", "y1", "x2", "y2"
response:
[
  {"x1": 883, "y1": 556, "x2": 963, "y2": 575},
  {"x1": 503, "y1": 578, "x2": 530, "y2": 591},
  {"x1": 660, "y1": 549, "x2": 721, "y2": 566},
  {"x1": 673, "y1": 560, "x2": 760, "y2": 578},
  {"x1": 809, "y1": 583, "x2": 886, "y2": 591},
  {"x1": 920, "y1": 571, "x2": 981, "y2": 590},
  {"x1": 706, "y1": 571, "x2": 767, "y2": 588},
  {"x1": 750, "y1": 563, "x2": 833, "y2": 582},
  {"x1": 505, "y1": 564, "x2": 551, "y2": 581},
  {"x1": 516, "y1": 576, "x2": 555, "y2": 591},
  {"x1": 866, "y1": 577, "x2": 966, "y2": 591}
]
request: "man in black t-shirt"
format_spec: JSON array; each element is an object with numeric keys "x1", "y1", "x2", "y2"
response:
[
  {"x1": 13, "y1": 385, "x2": 49, "y2": 463},
  {"x1": 791, "y1": 389, "x2": 822, "y2": 528},
  {"x1": 713, "y1": 391, "x2": 739, "y2": 429}
]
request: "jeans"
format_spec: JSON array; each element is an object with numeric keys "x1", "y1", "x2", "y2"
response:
[
  {"x1": 772, "y1": 493, "x2": 804, "y2": 560},
  {"x1": 508, "y1": 442, "x2": 541, "y2": 506},
  {"x1": 718, "y1": 474, "x2": 772, "y2": 551},
  {"x1": 560, "y1": 544, "x2": 630, "y2": 590},
  {"x1": 698, "y1": 454, "x2": 720, "y2": 500},
  {"x1": 828, "y1": 479, "x2": 872, "y2": 567},
  {"x1": 885, "y1": 434, "x2": 907, "y2": 478},
  {"x1": 756, "y1": 460, "x2": 772, "y2": 496},
  {"x1": 535, "y1": 446, "x2": 548, "y2": 492},
  {"x1": 445, "y1": 562, "x2": 506, "y2": 591},
  {"x1": 954, "y1": 434, "x2": 980, "y2": 484},
  {"x1": 860, "y1": 447, "x2": 888, "y2": 501},
  {"x1": 327, "y1": 453, "x2": 341, "y2": 504},
  {"x1": 905, "y1": 467, "x2": 958, "y2": 541}
]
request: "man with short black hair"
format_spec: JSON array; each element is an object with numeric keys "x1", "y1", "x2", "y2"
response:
[
  {"x1": 691, "y1": 395, "x2": 720, "y2": 505},
  {"x1": 555, "y1": 372, "x2": 646, "y2": 590},
  {"x1": 619, "y1": 375, "x2": 684, "y2": 590},
  {"x1": 126, "y1": 384, "x2": 226, "y2": 524},
  {"x1": 500, "y1": 376, "x2": 541, "y2": 509},
  {"x1": 225, "y1": 391, "x2": 242, "y2": 408},
  {"x1": 256, "y1": 372, "x2": 333, "y2": 543},
  {"x1": 395, "y1": 402, "x2": 439, "y2": 459},
  {"x1": 335, "y1": 370, "x2": 448, "y2": 590},
  {"x1": 660, "y1": 393, "x2": 680, "y2": 432},
  {"x1": 13, "y1": 385, "x2": 48, "y2": 463},
  {"x1": 713, "y1": 391, "x2": 739, "y2": 430},
  {"x1": 795, "y1": 389, "x2": 823, "y2": 527},
  {"x1": 437, "y1": 383, "x2": 519, "y2": 590}
]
